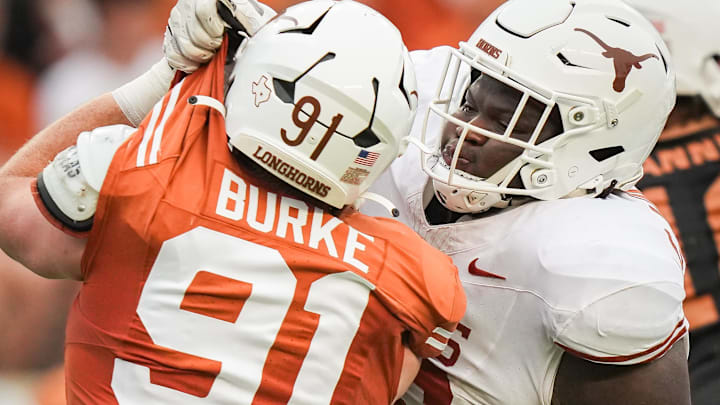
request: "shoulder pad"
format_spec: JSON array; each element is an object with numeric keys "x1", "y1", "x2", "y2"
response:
[
  {"x1": 76, "y1": 124, "x2": 135, "y2": 190},
  {"x1": 554, "y1": 283, "x2": 688, "y2": 365},
  {"x1": 38, "y1": 125, "x2": 134, "y2": 231}
]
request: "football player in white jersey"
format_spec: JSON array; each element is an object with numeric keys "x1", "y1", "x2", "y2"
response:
[
  {"x1": 103, "y1": 0, "x2": 692, "y2": 403},
  {"x1": 372, "y1": 2, "x2": 689, "y2": 403}
]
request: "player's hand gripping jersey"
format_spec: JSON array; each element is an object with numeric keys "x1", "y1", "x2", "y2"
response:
[
  {"x1": 37, "y1": 42, "x2": 465, "y2": 405},
  {"x1": 365, "y1": 47, "x2": 689, "y2": 405}
]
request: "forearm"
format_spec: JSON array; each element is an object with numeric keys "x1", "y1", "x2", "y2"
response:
[
  {"x1": 0, "y1": 93, "x2": 124, "y2": 279},
  {"x1": 0, "y1": 93, "x2": 128, "y2": 179}
]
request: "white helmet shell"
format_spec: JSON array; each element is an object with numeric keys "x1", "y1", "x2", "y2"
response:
[
  {"x1": 623, "y1": 0, "x2": 720, "y2": 117},
  {"x1": 420, "y1": 0, "x2": 675, "y2": 213},
  {"x1": 225, "y1": 0, "x2": 417, "y2": 209}
]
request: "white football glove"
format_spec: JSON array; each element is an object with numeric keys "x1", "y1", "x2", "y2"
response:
[{"x1": 164, "y1": 0, "x2": 276, "y2": 73}]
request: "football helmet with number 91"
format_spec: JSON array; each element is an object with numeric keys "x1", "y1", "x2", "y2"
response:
[
  {"x1": 225, "y1": 0, "x2": 417, "y2": 209},
  {"x1": 418, "y1": 0, "x2": 675, "y2": 213}
]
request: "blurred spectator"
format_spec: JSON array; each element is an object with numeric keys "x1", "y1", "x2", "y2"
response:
[
  {"x1": 2, "y1": 0, "x2": 46, "y2": 72},
  {"x1": 265, "y1": 0, "x2": 505, "y2": 50},
  {"x1": 32, "y1": 365, "x2": 65, "y2": 405},
  {"x1": 0, "y1": 0, "x2": 39, "y2": 163},
  {"x1": 33, "y1": 0, "x2": 171, "y2": 128},
  {"x1": 367, "y1": 0, "x2": 505, "y2": 50},
  {"x1": 0, "y1": 251, "x2": 78, "y2": 370},
  {"x1": 1, "y1": 1, "x2": 170, "y2": 404}
]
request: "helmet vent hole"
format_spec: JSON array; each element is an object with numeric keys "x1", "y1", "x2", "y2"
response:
[
  {"x1": 353, "y1": 130, "x2": 380, "y2": 147},
  {"x1": 557, "y1": 53, "x2": 587, "y2": 68},
  {"x1": 350, "y1": 78, "x2": 381, "y2": 147},
  {"x1": 272, "y1": 52, "x2": 336, "y2": 104},
  {"x1": 398, "y1": 67, "x2": 412, "y2": 108},
  {"x1": 606, "y1": 17, "x2": 630, "y2": 27},
  {"x1": 656, "y1": 45, "x2": 668, "y2": 74},
  {"x1": 273, "y1": 78, "x2": 295, "y2": 103},
  {"x1": 280, "y1": 8, "x2": 332, "y2": 35},
  {"x1": 589, "y1": 146, "x2": 625, "y2": 162}
]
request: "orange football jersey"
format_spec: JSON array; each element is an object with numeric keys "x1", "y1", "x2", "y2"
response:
[{"x1": 63, "y1": 41, "x2": 465, "y2": 404}]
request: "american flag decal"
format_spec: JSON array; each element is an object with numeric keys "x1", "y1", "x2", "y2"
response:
[{"x1": 354, "y1": 150, "x2": 380, "y2": 167}]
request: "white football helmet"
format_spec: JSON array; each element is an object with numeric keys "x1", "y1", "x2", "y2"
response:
[
  {"x1": 225, "y1": 0, "x2": 417, "y2": 209},
  {"x1": 419, "y1": 0, "x2": 675, "y2": 213},
  {"x1": 623, "y1": 0, "x2": 720, "y2": 117}
]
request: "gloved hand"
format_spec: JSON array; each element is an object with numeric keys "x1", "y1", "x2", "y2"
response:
[{"x1": 163, "y1": 0, "x2": 276, "y2": 73}]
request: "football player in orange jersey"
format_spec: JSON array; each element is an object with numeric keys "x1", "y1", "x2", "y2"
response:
[
  {"x1": 167, "y1": 0, "x2": 692, "y2": 404},
  {"x1": 625, "y1": 1, "x2": 720, "y2": 404},
  {"x1": 0, "y1": 1, "x2": 466, "y2": 404}
]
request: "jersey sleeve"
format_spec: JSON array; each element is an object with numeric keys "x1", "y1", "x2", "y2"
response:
[
  {"x1": 35, "y1": 124, "x2": 134, "y2": 234},
  {"x1": 543, "y1": 219, "x2": 688, "y2": 365},
  {"x1": 554, "y1": 283, "x2": 688, "y2": 365},
  {"x1": 375, "y1": 219, "x2": 467, "y2": 358}
]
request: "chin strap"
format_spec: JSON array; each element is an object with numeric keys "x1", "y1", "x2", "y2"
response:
[
  {"x1": 597, "y1": 179, "x2": 618, "y2": 199},
  {"x1": 353, "y1": 192, "x2": 400, "y2": 217}
]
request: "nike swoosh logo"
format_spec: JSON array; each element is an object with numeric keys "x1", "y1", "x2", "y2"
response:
[{"x1": 468, "y1": 259, "x2": 506, "y2": 280}]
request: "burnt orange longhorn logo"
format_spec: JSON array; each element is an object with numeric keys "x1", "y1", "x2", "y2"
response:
[{"x1": 574, "y1": 28, "x2": 658, "y2": 92}]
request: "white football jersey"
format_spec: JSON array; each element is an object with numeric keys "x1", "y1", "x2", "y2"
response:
[{"x1": 363, "y1": 47, "x2": 689, "y2": 405}]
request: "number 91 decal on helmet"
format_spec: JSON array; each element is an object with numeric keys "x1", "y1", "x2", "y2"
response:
[{"x1": 225, "y1": 0, "x2": 418, "y2": 209}]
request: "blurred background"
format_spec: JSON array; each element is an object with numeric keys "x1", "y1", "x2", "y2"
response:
[{"x1": 0, "y1": 0, "x2": 504, "y2": 403}]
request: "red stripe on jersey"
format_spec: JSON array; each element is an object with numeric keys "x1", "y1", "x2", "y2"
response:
[
  {"x1": 665, "y1": 229, "x2": 686, "y2": 272},
  {"x1": 640, "y1": 327, "x2": 687, "y2": 364},
  {"x1": 626, "y1": 190, "x2": 653, "y2": 205},
  {"x1": 555, "y1": 319, "x2": 687, "y2": 363}
]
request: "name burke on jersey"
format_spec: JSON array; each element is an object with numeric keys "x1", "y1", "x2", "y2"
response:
[
  {"x1": 252, "y1": 146, "x2": 331, "y2": 198},
  {"x1": 214, "y1": 168, "x2": 373, "y2": 273}
]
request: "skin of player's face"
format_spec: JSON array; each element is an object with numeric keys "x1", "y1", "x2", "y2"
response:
[{"x1": 440, "y1": 74, "x2": 563, "y2": 180}]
